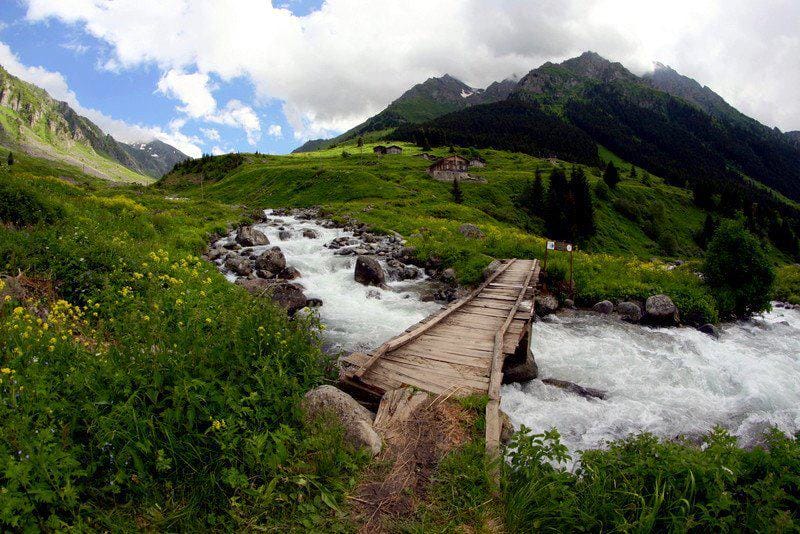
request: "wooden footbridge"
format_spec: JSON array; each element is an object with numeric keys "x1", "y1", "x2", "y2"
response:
[{"x1": 341, "y1": 258, "x2": 541, "y2": 452}]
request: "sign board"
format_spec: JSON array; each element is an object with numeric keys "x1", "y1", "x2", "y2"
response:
[
  {"x1": 548, "y1": 240, "x2": 576, "y2": 252},
  {"x1": 542, "y1": 239, "x2": 577, "y2": 299}
]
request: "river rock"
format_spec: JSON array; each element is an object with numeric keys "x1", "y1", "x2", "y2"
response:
[
  {"x1": 592, "y1": 300, "x2": 614, "y2": 314},
  {"x1": 237, "y1": 279, "x2": 308, "y2": 314},
  {"x1": 483, "y1": 259, "x2": 503, "y2": 280},
  {"x1": 617, "y1": 301, "x2": 643, "y2": 322},
  {"x1": 563, "y1": 299, "x2": 576, "y2": 309},
  {"x1": 458, "y1": 223, "x2": 485, "y2": 239},
  {"x1": 255, "y1": 247, "x2": 286, "y2": 273},
  {"x1": 224, "y1": 256, "x2": 253, "y2": 276},
  {"x1": 281, "y1": 266, "x2": 302, "y2": 280},
  {"x1": 698, "y1": 323, "x2": 720, "y2": 338},
  {"x1": 366, "y1": 289, "x2": 382, "y2": 300},
  {"x1": 302, "y1": 385, "x2": 382, "y2": 456},
  {"x1": 542, "y1": 378, "x2": 606, "y2": 400},
  {"x1": 302, "y1": 228, "x2": 318, "y2": 239},
  {"x1": 645, "y1": 294, "x2": 679, "y2": 325},
  {"x1": 401, "y1": 265, "x2": 420, "y2": 280},
  {"x1": 306, "y1": 297, "x2": 323, "y2": 307},
  {"x1": 236, "y1": 226, "x2": 270, "y2": 247},
  {"x1": 354, "y1": 255, "x2": 385, "y2": 287},
  {"x1": 442, "y1": 268, "x2": 457, "y2": 283},
  {"x1": 502, "y1": 351, "x2": 538, "y2": 383},
  {"x1": 206, "y1": 247, "x2": 224, "y2": 261},
  {"x1": 534, "y1": 295, "x2": 559, "y2": 316},
  {"x1": 278, "y1": 230, "x2": 292, "y2": 241}
]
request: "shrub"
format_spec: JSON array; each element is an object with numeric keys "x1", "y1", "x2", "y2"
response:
[
  {"x1": 504, "y1": 427, "x2": 800, "y2": 532},
  {"x1": 774, "y1": 264, "x2": 800, "y2": 305},
  {"x1": 0, "y1": 174, "x2": 64, "y2": 226},
  {"x1": 704, "y1": 219, "x2": 775, "y2": 318}
]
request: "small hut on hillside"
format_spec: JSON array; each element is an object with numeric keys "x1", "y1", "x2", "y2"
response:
[
  {"x1": 385, "y1": 145, "x2": 403, "y2": 154},
  {"x1": 373, "y1": 145, "x2": 387, "y2": 155},
  {"x1": 426, "y1": 155, "x2": 471, "y2": 181},
  {"x1": 468, "y1": 156, "x2": 487, "y2": 168}
]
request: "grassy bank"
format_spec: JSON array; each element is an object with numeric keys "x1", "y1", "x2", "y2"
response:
[
  {"x1": 0, "y1": 162, "x2": 363, "y2": 530},
  {"x1": 159, "y1": 144, "x2": 725, "y2": 323}
]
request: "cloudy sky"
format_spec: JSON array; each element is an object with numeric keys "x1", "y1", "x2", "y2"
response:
[{"x1": 1, "y1": 0, "x2": 798, "y2": 157}]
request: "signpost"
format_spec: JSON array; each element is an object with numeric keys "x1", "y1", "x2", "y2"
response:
[{"x1": 543, "y1": 239, "x2": 576, "y2": 299}]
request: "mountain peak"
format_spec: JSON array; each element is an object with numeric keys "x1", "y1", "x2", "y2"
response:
[{"x1": 560, "y1": 51, "x2": 636, "y2": 83}]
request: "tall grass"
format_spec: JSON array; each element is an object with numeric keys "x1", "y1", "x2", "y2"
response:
[{"x1": 0, "y1": 168, "x2": 363, "y2": 530}]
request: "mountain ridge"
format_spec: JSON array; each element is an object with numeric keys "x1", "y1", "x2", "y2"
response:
[{"x1": 0, "y1": 64, "x2": 188, "y2": 181}]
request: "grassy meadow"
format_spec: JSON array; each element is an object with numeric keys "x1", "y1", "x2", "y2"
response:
[{"x1": 160, "y1": 141, "x2": 724, "y2": 322}]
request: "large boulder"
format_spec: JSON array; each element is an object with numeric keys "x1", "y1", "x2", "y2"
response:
[
  {"x1": 534, "y1": 294, "x2": 559, "y2": 317},
  {"x1": 458, "y1": 223, "x2": 485, "y2": 239},
  {"x1": 592, "y1": 300, "x2": 614, "y2": 314},
  {"x1": 302, "y1": 385, "x2": 382, "y2": 456},
  {"x1": 645, "y1": 294, "x2": 679, "y2": 325},
  {"x1": 255, "y1": 247, "x2": 286, "y2": 273},
  {"x1": 617, "y1": 301, "x2": 643, "y2": 322},
  {"x1": 541, "y1": 378, "x2": 606, "y2": 400},
  {"x1": 237, "y1": 279, "x2": 308, "y2": 314},
  {"x1": 224, "y1": 256, "x2": 253, "y2": 277},
  {"x1": 354, "y1": 255, "x2": 385, "y2": 287},
  {"x1": 236, "y1": 226, "x2": 269, "y2": 247},
  {"x1": 302, "y1": 228, "x2": 318, "y2": 239},
  {"x1": 268, "y1": 283, "x2": 308, "y2": 314}
]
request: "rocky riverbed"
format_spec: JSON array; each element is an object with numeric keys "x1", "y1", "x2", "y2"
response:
[{"x1": 205, "y1": 208, "x2": 454, "y2": 352}]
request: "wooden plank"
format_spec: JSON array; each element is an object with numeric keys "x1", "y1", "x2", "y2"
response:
[
  {"x1": 404, "y1": 338, "x2": 493, "y2": 359},
  {"x1": 420, "y1": 331, "x2": 494, "y2": 350},
  {"x1": 486, "y1": 260, "x2": 538, "y2": 458},
  {"x1": 392, "y1": 346, "x2": 492, "y2": 369},
  {"x1": 370, "y1": 360, "x2": 483, "y2": 394},
  {"x1": 374, "y1": 358, "x2": 491, "y2": 388},
  {"x1": 381, "y1": 351, "x2": 490, "y2": 379},
  {"x1": 353, "y1": 259, "x2": 516, "y2": 378}
]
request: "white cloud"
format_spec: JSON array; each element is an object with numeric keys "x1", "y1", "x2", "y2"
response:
[
  {"x1": 21, "y1": 0, "x2": 800, "y2": 138},
  {"x1": 211, "y1": 145, "x2": 227, "y2": 156},
  {"x1": 157, "y1": 69, "x2": 217, "y2": 118},
  {"x1": 200, "y1": 127, "x2": 220, "y2": 141},
  {"x1": 209, "y1": 100, "x2": 261, "y2": 144},
  {"x1": 61, "y1": 41, "x2": 90, "y2": 54},
  {"x1": 156, "y1": 69, "x2": 261, "y2": 144},
  {"x1": 0, "y1": 40, "x2": 203, "y2": 157},
  {"x1": 267, "y1": 124, "x2": 282, "y2": 138}
]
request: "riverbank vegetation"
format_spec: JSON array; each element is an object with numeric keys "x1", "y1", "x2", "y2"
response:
[
  {"x1": 0, "y1": 158, "x2": 363, "y2": 530},
  {"x1": 3, "y1": 145, "x2": 798, "y2": 529},
  {"x1": 158, "y1": 141, "x2": 797, "y2": 324}
]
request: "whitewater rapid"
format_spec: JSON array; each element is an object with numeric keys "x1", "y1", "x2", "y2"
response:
[
  {"x1": 247, "y1": 213, "x2": 440, "y2": 353},
  {"x1": 501, "y1": 307, "x2": 800, "y2": 457}
]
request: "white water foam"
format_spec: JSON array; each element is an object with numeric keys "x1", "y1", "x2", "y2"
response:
[
  {"x1": 220, "y1": 212, "x2": 440, "y2": 353},
  {"x1": 501, "y1": 307, "x2": 800, "y2": 456}
]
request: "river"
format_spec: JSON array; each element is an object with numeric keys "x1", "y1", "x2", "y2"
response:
[{"x1": 217, "y1": 211, "x2": 800, "y2": 456}]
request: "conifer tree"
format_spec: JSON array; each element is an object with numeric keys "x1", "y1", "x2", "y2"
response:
[
  {"x1": 451, "y1": 177, "x2": 463, "y2": 204},
  {"x1": 603, "y1": 161, "x2": 620, "y2": 188},
  {"x1": 357, "y1": 136, "x2": 364, "y2": 156},
  {"x1": 531, "y1": 169, "x2": 544, "y2": 215},
  {"x1": 570, "y1": 166, "x2": 595, "y2": 239},
  {"x1": 629, "y1": 165, "x2": 638, "y2": 179},
  {"x1": 7, "y1": 152, "x2": 14, "y2": 166},
  {"x1": 544, "y1": 168, "x2": 569, "y2": 239}
]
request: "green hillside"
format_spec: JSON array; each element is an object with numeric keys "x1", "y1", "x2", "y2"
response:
[
  {"x1": 162, "y1": 141, "x2": 770, "y2": 323},
  {"x1": 0, "y1": 65, "x2": 170, "y2": 183}
]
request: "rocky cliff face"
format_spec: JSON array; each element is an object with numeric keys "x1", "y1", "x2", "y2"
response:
[{"x1": 0, "y1": 65, "x2": 188, "y2": 178}]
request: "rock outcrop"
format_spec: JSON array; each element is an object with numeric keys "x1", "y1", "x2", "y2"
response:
[
  {"x1": 458, "y1": 223, "x2": 485, "y2": 239},
  {"x1": 302, "y1": 385, "x2": 382, "y2": 456}
]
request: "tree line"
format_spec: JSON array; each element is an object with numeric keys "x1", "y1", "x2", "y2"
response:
[{"x1": 516, "y1": 166, "x2": 596, "y2": 243}]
